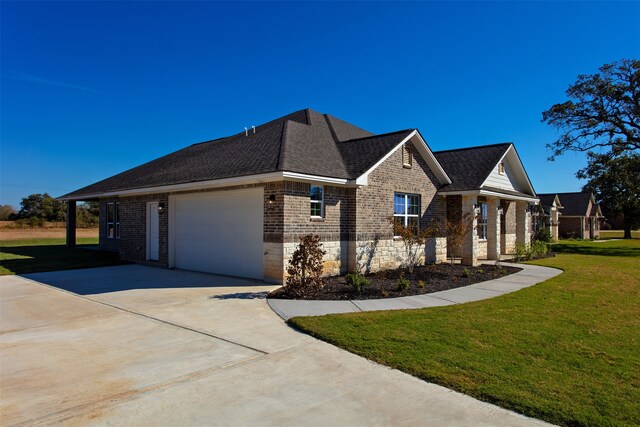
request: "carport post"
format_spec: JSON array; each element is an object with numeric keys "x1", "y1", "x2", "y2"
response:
[{"x1": 66, "y1": 200, "x2": 76, "y2": 247}]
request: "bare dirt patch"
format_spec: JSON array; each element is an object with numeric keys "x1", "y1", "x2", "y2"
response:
[{"x1": 0, "y1": 227, "x2": 98, "y2": 240}]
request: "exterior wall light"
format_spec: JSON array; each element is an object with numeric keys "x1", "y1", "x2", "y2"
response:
[
  {"x1": 158, "y1": 202, "x2": 166, "y2": 214},
  {"x1": 268, "y1": 194, "x2": 276, "y2": 204},
  {"x1": 497, "y1": 207, "x2": 504, "y2": 215}
]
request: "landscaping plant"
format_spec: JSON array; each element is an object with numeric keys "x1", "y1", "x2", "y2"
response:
[
  {"x1": 443, "y1": 212, "x2": 474, "y2": 265},
  {"x1": 388, "y1": 217, "x2": 437, "y2": 273},
  {"x1": 532, "y1": 227, "x2": 553, "y2": 243},
  {"x1": 345, "y1": 272, "x2": 371, "y2": 292},
  {"x1": 285, "y1": 234, "x2": 326, "y2": 297},
  {"x1": 396, "y1": 273, "x2": 410, "y2": 291}
]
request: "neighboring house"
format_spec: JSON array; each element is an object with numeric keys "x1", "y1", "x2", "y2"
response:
[
  {"x1": 60, "y1": 109, "x2": 538, "y2": 283},
  {"x1": 543, "y1": 192, "x2": 602, "y2": 239},
  {"x1": 535, "y1": 194, "x2": 563, "y2": 240}
]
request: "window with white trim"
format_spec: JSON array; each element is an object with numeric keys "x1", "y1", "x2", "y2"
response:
[
  {"x1": 310, "y1": 186, "x2": 324, "y2": 217},
  {"x1": 478, "y1": 198, "x2": 487, "y2": 240},
  {"x1": 106, "y1": 202, "x2": 120, "y2": 239},
  {"x1": 393, "y1": 193, "x2": 420, "y2": 234}
]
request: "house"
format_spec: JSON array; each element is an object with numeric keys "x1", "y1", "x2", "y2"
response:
[
  {"x1": 60, "y1": 109, "x2": 539, "y2": 283},
  {"x1": 544, "y1": 192, "x2": 602, "y2": 239},
  {"x1": 535, "y1": 193, "x2": 563, "y2": 240}
]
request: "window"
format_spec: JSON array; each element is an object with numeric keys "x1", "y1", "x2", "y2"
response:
[
  {"x1": 478, "y1": 198, "x2": 487, "y2": 240},
  {"x1": 498, "y1": 162, "x2": 505, "y2": 175},
  {"x1": 310, "y1": 186, "x2": 324, "y2": 217},
  {"x1": 402, "y1": 144, "x2": 412, "y2": 168},
  {"x1": 106, "y1": 202, "x2": 120, "y2": 239},
  {"x1": 393, "y1": 193, "x2": 420, "y2": 234}
]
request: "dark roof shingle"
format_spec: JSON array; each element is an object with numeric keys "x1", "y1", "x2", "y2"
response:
[
  {"x1": 553, "y1": 192, "x2": 595, "y2": 216},
  {"x1": 433, "y1": 143, "x2": 511, "y2": 192},
  {"x1": 61, "y1": 109, "x2": 412, "y2": 199}
]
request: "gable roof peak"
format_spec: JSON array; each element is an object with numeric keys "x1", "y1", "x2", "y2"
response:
[{"x1": 433, "y1": 142, "x2": 512, "y2": 155}]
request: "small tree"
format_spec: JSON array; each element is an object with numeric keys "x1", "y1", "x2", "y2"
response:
[
  {"x1": 285, "y1": 234, "x2": 326, "y2": 297},
  {"x1": 443, "y1": 212, "x2": 474, "y2": 265},
  {"x1": 388, "y1": 217, "x2": 438, "y2": 273}
]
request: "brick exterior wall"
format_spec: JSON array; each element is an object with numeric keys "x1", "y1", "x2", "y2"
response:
[
  {"x1": 351, "y1": 145, "x2": 447, "y2": 273},
  {"x1": 98, "y1": 198, "x2": 120, "y2": 253}
]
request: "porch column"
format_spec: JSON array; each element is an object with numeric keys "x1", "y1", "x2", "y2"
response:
[
  {"x1": 461, "y1": 195, "x2": 478, "y2": 266},
  {"x1": 66, "y1": 200, "x2": 76, "y2": 247},
  {"x1": 487, "y1": 198, "x2": 501, "y2": 260},
  {"x1": 516, "y1": 201, "x2": 530, "y2": 246},
  {"x1": 551, "y1": 206, "x2": 559, "y2": 241}
]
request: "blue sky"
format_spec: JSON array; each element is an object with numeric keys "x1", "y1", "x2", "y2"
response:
[{"x1": 1, "y1": 1, "x2": 638, "y2": 208}]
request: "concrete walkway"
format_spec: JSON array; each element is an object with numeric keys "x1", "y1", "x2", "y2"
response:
[
  {"x1": 1, "y1": 265, "x2": 552, "y2": 426},
  {"x1": 268, "y1": 262, "x2": 562, "y2": 320}
]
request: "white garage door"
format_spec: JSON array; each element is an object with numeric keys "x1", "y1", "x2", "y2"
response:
[{"x1": 171, "y1": 188, "x2": 264, "y2": 279}]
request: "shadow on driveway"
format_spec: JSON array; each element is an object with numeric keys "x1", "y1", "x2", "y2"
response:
[{"x1": 20, "y1": 264, "x2": 270, "y2": 295}]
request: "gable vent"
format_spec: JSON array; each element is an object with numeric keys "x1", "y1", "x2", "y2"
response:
[{"x1": 402, "y1": 144, "x2": 412, "y2": 168}]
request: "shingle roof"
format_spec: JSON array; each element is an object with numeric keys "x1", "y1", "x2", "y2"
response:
[
  {"x1": 554, "y1": 192, "x2": 595, "y2": 216},
  {"x1": 433, "y1": 143, "x2": 512, "y2": 192},
  {"x1": 61, "y1": 109, "x2": 411, "y2": 199},
  {"x1": 538, "y1": 194, "x2": 559, "y2": 208}
]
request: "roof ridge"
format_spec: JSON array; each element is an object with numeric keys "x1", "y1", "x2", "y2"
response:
[
  {"x1": 433, "y1": 142, "x2": 512, "y2": 154},
  {"x1": 337, "y1": 128, "x2": 414, "y2": 144},
  {"x1": 277, "y1": 120, "x2": 290, "y2": 171},
  {"x1": 324, "y1": 113, "x2": 340, "y2": 143}
]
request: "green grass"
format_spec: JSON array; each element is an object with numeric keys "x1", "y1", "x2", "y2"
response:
[
  {"x1": 599, "y1": 230, "x2": 640, "y2": 239},
  {"x1": 1, "y1": 238, "x2": 122, "y2": 275},
  {"x1": 289, "y1": 239, "x2": 640, "y2": 426}
]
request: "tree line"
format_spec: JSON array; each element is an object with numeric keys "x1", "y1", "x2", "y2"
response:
[{"x1": 0, "y1": 193, "x2": 99, "y2": 228}]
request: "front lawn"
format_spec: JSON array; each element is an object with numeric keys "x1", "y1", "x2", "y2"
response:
[
  {"x1": 289, "y1": 239, "x2": 640, "y2": 426},
  {"x1": 0, "y1": 238, "x2": 122, "y2": 275}
]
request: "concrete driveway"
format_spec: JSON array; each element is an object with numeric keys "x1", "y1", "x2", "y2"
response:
[{"x1": 1, "y1": 265, "x2": 549, "y2": 426}]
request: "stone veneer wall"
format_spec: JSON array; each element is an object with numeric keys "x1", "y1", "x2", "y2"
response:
[
  {"x1": 501, "y1": 200, "x2": 517, "y2": 254},
  {"x1": 351, "y1": 145, "x2": 447, "y2": 273},
  {"x1": 477, "y1": 240, "x2": 488, "y2": 259}
]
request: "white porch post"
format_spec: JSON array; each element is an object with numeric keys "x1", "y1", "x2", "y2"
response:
[
  {"x1": 462, "y1": 195, "x2": 478, "y2": 266},
  {"x1": 487, "y1": 198, "x2": 500, "y2": 260},
  {"x1": 516, "y1": 201, "x2": 530, "y2": 246},
  {"x1": 551, "y1": 206, "x2": 559, "y2": 241}
]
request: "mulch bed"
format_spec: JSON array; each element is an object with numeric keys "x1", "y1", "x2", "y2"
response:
[{"x1": 269, "y1": 263, "x2": 522, "y2": 300}]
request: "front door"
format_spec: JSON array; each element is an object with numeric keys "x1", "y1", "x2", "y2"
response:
[{"x1": 147, "y1": 202, "x2": 160, "y2": 261}]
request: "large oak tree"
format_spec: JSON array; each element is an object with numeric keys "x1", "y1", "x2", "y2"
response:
[{"x1": 542, "y1": 59, "x2": 640, "y2": 159}]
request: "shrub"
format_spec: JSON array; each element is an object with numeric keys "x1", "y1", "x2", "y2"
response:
[
  {"x1": 417, "y1": 280, "x2": 426, "y2": 288},
  {"x1": 285, "y1": 234, "x2": 326, "y2": 297},
  {"x1": 462, "y1": 267, "x2": 472, "y2": 278},
  {"x1": 531, "y1": 240, "x2": 550, "y2": 258},
  {"x1": 514, "y1": 242, "x2": 530, "y2": 261},
  {"x1": 514, "y1": 241, "x2": 552, "y2": 261},
  {"x1": 345, "y1": 272, "x2": 371, "y2": 292},
  {"x1": 533, "y1": 227, "x2": 553, "y2": 243},
  {"x1": 396, "y1": 273, "x2": 410, "y2": 291}
]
